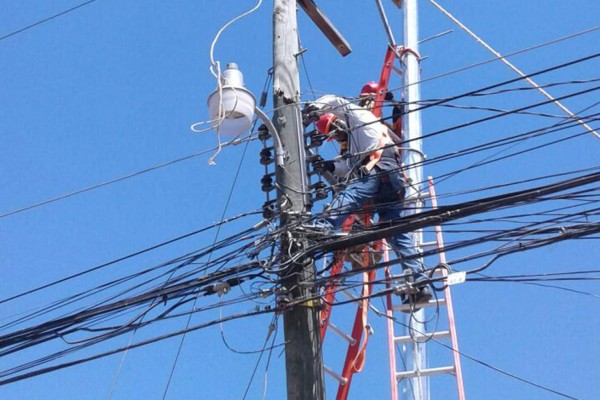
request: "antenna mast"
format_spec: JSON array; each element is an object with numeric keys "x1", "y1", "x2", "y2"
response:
[{"x1": 402, "y1": 1, "x2": 429, "y2": 399}]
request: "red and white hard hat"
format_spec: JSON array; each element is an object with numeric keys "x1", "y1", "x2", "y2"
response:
[
  {"x1": 316, "y1": 113, "x2": 339, "y2": 140},
  {"x1": 359, "y1": 81, "x2": 379, "y2": 97}
]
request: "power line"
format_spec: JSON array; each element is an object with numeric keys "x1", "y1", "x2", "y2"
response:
[
  {"x1": 388, "y1": 24, "x2": 600, "y2": 93},
  {"x1": 5, "y1": 51, "x2": 596, "y2": 222},
  {"x1": 0, "y1": 137, "x2": 255, "y2": 220},
  {"x1": 1, "y1": 176, "x2": 598, "y2": 387},
  {"x1": 0, "y1": 306, "x2": 274, "y2": 386},
  {"x1": 0, "y1": 1, "x2": 98, "y2": 42},
  {"x1": 162, "y1": 120, "x2": 254, "y2": 398},
  {"x1": 418, "y1": 84, "x2": 600, "y2": 143},
  {"x1": 0, "y1": 210, "x2": 260, "y2": 306},
  {"x1": 316, "y1": 50, "x2": 600, "y2": 142}
]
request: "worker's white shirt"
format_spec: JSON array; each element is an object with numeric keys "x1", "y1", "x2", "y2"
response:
[{"x1": 314, "y1": 95, "x2": 387, "y2": 174}]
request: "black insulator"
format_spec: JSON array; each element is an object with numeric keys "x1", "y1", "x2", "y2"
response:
[
  {"x1": 262, "y1": 207, "x2": 273, "y2": 219},
  {"x1": 315, "y1": 188, "x2": 328, "y2": 200},
  {"x1": 261, "y1": 175, "x2": 275, "y2": 192},
  {"x1": 310, "y1": 181, "x2": 326, "y2": 191},
  {"x1": 261, "y1": 183, "x2": 275, "y2": 192},
  {"x1": 258, "y1": 124, "x2": 271, "y2": 141},
  {"x1": 260, "y1": 148, "x2": 273, "y2": 165},
  {"x1": 262, "y1": 200, "x2": 277, "y2": 219}
]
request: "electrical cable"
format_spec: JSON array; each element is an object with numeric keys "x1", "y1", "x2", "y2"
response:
[
  {"x1": 162, "y1": 112, "x2": 256, "y2": 398},
  {"x1": 308, "y1": 50, "x2": 600, "y2": 146},
  {"x1": 0, "y1": 226, "x2": 267, "y2": 334},
  {"x1": 0, "y1": 210, "x2": 260, "y2": 307},
  {"x1": 471, "y1": 278, "x2": 600, "y2": 299},
  {"x1": 0, "y1": 138, "x2": 255, "y2": 220},
  {"x1": 428, "y1": 0, "x2": 600, "y2": 140},
  {"x1": 0, "y1": 226, "x2": 263, "y2": 332},
  {"x1": 0, "y1": 0, "x2": 98, "y2": 42},
  {"x1": 305, "y1": 176, "x2": 600, "y2": 277},
  {"x1": 386, "y1": 313, "x2": 579, "y2": 399},
  {"x1": 0, "y1": 305, "x2": 275, "y2": 386},
  {"x1": 241, "y1": 315, "x2": 278, "y2": 400},
  {"x1": 416, "y1": 84, "x2": 600, "y2": 144},
  {"x1": 390, "y1": 24, "x2": 600, "y2": 93}
]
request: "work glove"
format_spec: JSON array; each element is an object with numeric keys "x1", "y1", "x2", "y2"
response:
[
  {"x1": 312, "y1": 156, "x2": 335, "y2": 174},
  {"x1": 302, "y1": 103, "x2": 322, "y2": 115},
  {"x1": 302, "y1": 104, "x2": 321, "y2": 127},
  {"x1": 392, "y1": 104, "x2": 403, "y2": 124}
]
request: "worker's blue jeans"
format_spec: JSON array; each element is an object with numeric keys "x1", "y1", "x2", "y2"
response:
[{"x1": 323, "y1": 168, "x2": 424, "y2": 280}]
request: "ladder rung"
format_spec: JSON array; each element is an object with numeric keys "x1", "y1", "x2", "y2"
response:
[
  {"x1": 393, "y1": 298, "x2": 446, "y2": 313},
  {"x1": 324, "y1": 365, "x2": 348, "y2": 385},
  {"x1": 329, "y1": 322, "x2": 357, "y2": 345},
  {"x1": 396, "y1": 365, "x2": 455, "y2": 380},
  {"x1": 394, "y1": 330, "x2": 450, "y2": 344},
  {"x1": 421, "y1": 241, "x2": 438, "y2": 248}
]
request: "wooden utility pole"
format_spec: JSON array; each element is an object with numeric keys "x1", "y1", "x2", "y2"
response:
[{"x1": 272, "y1": 1, "x2": 325, "y2": 399}]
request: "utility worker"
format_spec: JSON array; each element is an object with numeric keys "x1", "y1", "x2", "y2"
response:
[
  {"x1": 358, "y1": 80, "x2": 404, "y2": 141},
  {"x1": 313, "y1": 113, "x2": 350, "y2": 178},
  {"x1": 310, "y1": 94, "x2": 431, "y2": 306}
]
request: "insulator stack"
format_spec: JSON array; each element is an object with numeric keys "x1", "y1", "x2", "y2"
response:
[{"x1": 258, "y1": 123, "x2": 279, "y2": 221}]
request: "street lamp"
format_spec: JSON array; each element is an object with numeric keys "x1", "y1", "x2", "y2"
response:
[{"x1": 207, "y1": 63, "x2": 284, "y2": 166}]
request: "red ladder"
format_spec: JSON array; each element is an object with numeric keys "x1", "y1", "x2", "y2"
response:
[
  {"x1": 384, "y1": 177, "x2": 466, "y2": 399},
  {"x1": 320, "y1": 214, "x2": 382, "y2": 400}
]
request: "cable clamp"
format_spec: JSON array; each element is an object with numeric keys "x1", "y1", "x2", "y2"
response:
[
  {"x1": 213, "y1": 281, "x2": 231, "y2": 296},
  {"x1": 395, "y1": 46, "x2": 422, "y2": 62},
  {"x1": 446, "y1": 271, "x2": 466, "y2": 286},
  {"x1": 298, "y1": 298, "x2": 321, "y2": 308}
]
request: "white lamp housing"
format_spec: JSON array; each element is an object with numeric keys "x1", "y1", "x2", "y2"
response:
[{"x1": 207, "y1": 63, "x2": 256, "y2": 137}]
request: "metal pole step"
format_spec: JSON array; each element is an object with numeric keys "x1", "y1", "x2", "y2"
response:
[
  {"x1": 329, "y1": 322, "x2": 357, "y2": 345},
  {"x1": 324, "y1": 365, "x2": 348, "y2": 385}
]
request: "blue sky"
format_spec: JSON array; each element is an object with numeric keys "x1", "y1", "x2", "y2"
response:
[{"x1": 1, "y1": 1, "x2": 599, "y2": 399}]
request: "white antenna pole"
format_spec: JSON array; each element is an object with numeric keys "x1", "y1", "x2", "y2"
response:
[{"x1": 403, "y1": 1, "x2": 429, "y2": 399}]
